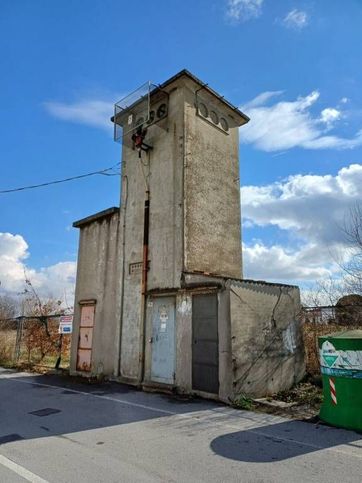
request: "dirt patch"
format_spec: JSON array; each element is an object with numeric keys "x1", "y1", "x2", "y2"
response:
[
  {"x1": 233, "y1": 377, "x2": 323, "y2": 421},
  {"x1": 255, "y1": 379, "x2": 323, "y2": 421}
]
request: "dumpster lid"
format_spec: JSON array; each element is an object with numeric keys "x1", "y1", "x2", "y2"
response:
[{"x1": 319, "y1": 329, "x2": 362, "y2": 340}]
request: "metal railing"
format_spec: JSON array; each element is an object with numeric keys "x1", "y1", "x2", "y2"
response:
[{"x1": 302, "y1": 305, "x2": 362, "y2": 326}]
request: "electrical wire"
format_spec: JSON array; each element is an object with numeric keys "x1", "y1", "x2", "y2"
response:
[{"x1": 0, "y1": 162, "x2": 121, "y2": 194}]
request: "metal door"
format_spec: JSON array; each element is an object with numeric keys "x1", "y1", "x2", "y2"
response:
[
  {"x1": 151, "y1": 297, "x2": 175, "y2": 384},
  {"x1": 192, "y1": 293, "x2": 219, "y2": 394},
  {"x1": 76, "y1": 304, "x2": 95, "y2": 372}
]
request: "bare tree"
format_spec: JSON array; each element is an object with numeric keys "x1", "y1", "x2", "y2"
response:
[
  {"x1": 20, "y1": 275, "x2": 64, "y2": 364},
  {"x1": 335, "y1": 294, "x2": 362, "y2": 326},
  {"x1": 341, "y1": 202, "x2": 362, "y2": 294},
  {"x1": 0, "y1": 295, "x2": 18, "y2": 321},
  {"x1": 303, "y1": 203, "x2": 362, "y2": 307},
  {"x1": 22, "y1": 272, "x2": 62, "y2": 317},
  {"x1": 302, "y1": 277, "x2": 349, "y2": 307}
]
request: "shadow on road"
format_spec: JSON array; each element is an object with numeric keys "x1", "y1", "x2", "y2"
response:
[
  {"x1": 2, "y1": 368, "x2": 361, "y2": 463},
  {"x1": 0, "y1": 370, "x2": 215, "y2": 444},
  {"x1": 210, "y1": 420, "x2": 361, "y2": 462}
]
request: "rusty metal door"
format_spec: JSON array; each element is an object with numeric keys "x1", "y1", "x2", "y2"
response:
[
  {"x1": 192, "y1": 293, "x2": 219, "y2": 394},
  {"x1": 151, "y1": 297, "x2": 175, "y2": 384},
  {"x1": 76, "y1": 304, "x2": 95, "y2": 372}
]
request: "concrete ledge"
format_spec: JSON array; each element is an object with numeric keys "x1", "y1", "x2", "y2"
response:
[
  {"x1": 191, "y1": 389, "x2": 222, "y2": 403},
  {"x1": 110, "y1": 375, "x2": 140, "y2": 387},
  {"x1": 254, "y1": 398, "x2": 298, "y2": 409},
  {"x1": 142, "y1": 381, "x2": 176, "y2": 395}
]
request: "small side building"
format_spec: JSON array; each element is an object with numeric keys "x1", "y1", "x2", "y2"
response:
[
  {"x1": 70, "y1": 70, "x2": 305, "y2": 401},
  {"x1": 71, "y1": 208, "x2": 121, "y2": 376}
]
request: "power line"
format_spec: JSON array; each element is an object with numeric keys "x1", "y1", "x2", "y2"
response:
[{"x1": 0, "y1": 162, "x2": 121, "y2": 194}]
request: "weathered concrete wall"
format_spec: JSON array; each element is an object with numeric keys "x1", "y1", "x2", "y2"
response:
[
  {"x1": 143, "y1": 278, "x2": 304, "y2": 401},
  {"x1": 118, "y1": 150, "x2": 144, "y2": 380},
  {"x1": 147, "y1": 85, "x2": 184, "y2": 290},
  {"x1": 183, "y1": 80, "x2": 243, "y2": 278},
  {"x1": 118, "y1": 82, "x2": 186, "y2": 381},
  {"x1": 117, "y1": 74, "x2": 245, "y2": 382},
  {"x1": 71, "y1": 72, "x2": 303, "y2": 404},
  {"x1": 70, "y1": 211, "x2": 121, "y2": 377},
  {"x1": 175, "y1": 292, "x2": 193, "y2": 392},
  {"x1": 228, "y1": 280, "x2": 305, "y2": 398}
]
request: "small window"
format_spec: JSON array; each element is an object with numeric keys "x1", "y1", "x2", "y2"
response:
[
  {"x1": 210, "y1": 110, "x2": 219, "y2": 125},
  {"x1": 220, "y1": 117, "x2": 229, "y2": 132},
  {"x1": 198, "y1": 102, "x2": 208, "y2": 118},
  {"x1": 157, "y1": 103, "x2": 167, "y2": 118},
  {"x1": 147, "y1": 110, "x2": 155, "y2": 124}
]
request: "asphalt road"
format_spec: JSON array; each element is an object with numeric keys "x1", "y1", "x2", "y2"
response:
[{"x1": 0, "y1": 367, "x2": 361, "y2": 483}]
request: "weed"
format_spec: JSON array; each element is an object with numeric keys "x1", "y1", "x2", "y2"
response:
[{"x1": 233, "y1": 394, "x2": 255, "y2": 410}]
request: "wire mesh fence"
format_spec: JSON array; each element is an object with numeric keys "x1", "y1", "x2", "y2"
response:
[
  {"x1": 302, "y1": 305, "x2": 362, "y2": 326},
  {"x1": 0, "y1": 315, "x2": 71, "y2": 370}
]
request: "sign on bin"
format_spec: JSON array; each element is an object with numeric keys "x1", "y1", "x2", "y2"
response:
[
  {"x1": 59, "y1": 315, "x2": 73, "y2": 334},
  {"x1": 320, "y1": 340, "x2": 362, "y2": 378}
]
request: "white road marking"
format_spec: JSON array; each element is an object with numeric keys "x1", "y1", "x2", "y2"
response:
[
  {"x1": 0, "y1": 454, "x2": 49, "y2": 483},
  {"x1": 1, "y1": 372, "x2": 361, "y2": 460}
]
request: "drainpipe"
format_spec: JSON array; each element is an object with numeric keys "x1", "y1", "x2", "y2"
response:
[
  {"x1": 138, "y1": 190, "x2": 150, "y2": 384},
  {"x1": 116, "y1": 174, "x2": 128, "y2": 378}
]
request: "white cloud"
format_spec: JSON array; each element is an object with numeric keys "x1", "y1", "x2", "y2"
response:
[
  {"x1": 242, "y1": 164, "x2": 362, "y2": 244},
  {"x1": 283, "y1": 9, "x2": 308, "y2": 30},
  {"x1": 243, "y1": 242, "x2": 336, "y2": 281},
  {"x1": 240, "y1": 90, "x2": 362, "y2": 151},
  {"x1": 244, "y1": 90, "x2": 284, "y2": 108},
  {"x1": 320, "y1": 107, "x2": 341, "y2": 128},
  {"x1": 44, "y1": 98, "x2": 114, "y2": 130},
  {"x1": 226, "y1": 0, "x2": 263, "y2": 22},
  {"x1": 242, "y1": 164, "x2": 362, "y2": 283},
  {"x1": 0, "y1": 232, "x2": 76, "y2": 303},
  {"x1": 0, "y1": 233, "x2": 29, "y2": 292}
]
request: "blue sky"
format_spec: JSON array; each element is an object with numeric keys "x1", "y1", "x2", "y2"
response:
[{"x1": 1, "y1": 0, "x2": 362, "y2": 300}]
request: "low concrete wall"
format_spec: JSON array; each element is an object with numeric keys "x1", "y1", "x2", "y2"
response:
[
  {"x1": 228, "y1": 279, "x2": 305, "y2": 398},
  {"x1": 70, "y1": 210, "x2": 121, "y2": 377}
]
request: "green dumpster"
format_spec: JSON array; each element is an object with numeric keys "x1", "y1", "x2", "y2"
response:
[{"x1": 319, "y1": 330, "x2": 362, "y2": 431}]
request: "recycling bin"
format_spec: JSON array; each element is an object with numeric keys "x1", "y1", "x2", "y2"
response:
[{"x1": 319, "y1": 330, "x2": 362, "y2": 431}]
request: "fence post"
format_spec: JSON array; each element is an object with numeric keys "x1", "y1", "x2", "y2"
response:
[
  {"x1": 14, "y1": 317, "x2": 23, "y2": 362},
  {"x1": 55, "y1": 332, "x2": 63, "y2": 370}
]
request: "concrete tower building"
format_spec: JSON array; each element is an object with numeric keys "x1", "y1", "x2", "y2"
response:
[{"x1": 70, "y1": 70, "x2": 305, "y2": 401}]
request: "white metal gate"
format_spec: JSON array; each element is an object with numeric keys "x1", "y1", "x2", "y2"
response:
[{"x1": 151, "y1": 297, "x2": 175, "y2": 384}]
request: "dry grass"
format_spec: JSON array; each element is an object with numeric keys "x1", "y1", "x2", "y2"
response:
[
  {"x1": 0, "y1": 330, "x2": 17, "y2": 364},
  {"x1": 0, "y1": 323, "x2": 70, "y2": 370}
]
